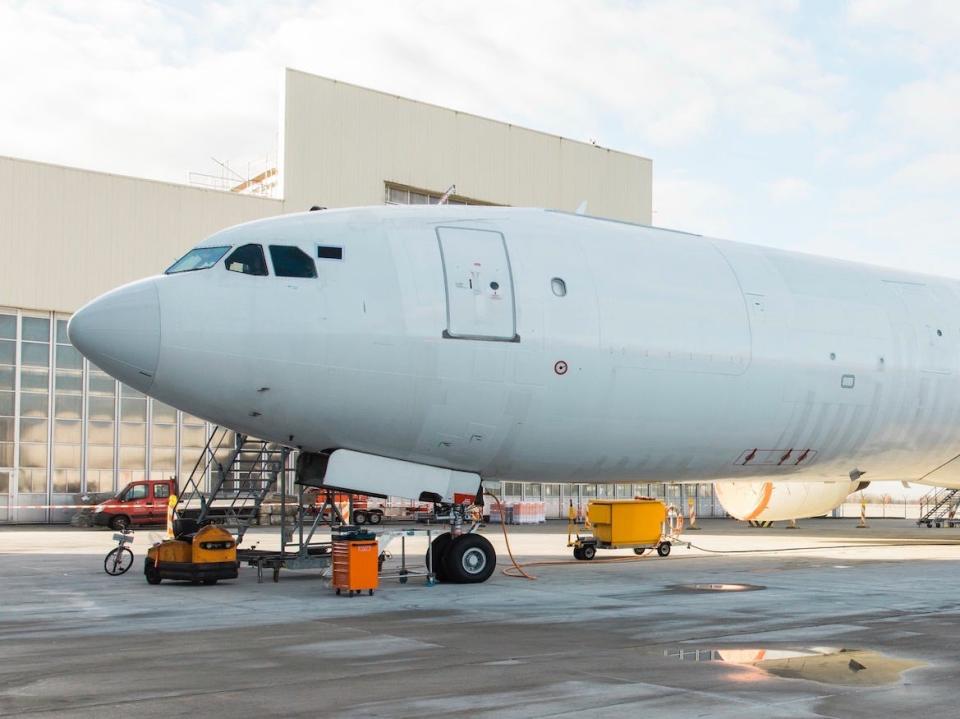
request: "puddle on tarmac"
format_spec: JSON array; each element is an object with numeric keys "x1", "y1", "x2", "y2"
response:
[
  {"x1": 665, "y1": 646, "x2": 924, "y2": 686},
  {"x1": 669, "y1": 583, "x2": 765, "y2": 593}
]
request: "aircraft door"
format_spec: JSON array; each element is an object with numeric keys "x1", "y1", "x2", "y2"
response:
[{"x1": 437, "y1": 227, "x2": 518, "y2": 341}]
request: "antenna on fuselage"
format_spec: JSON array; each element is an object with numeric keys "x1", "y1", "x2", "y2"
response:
[{"x1": 437, "y1": 185, "x2": 457, "y2": 205}]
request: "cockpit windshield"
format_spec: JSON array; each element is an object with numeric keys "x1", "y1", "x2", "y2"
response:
[{"x1": 165, "y1": 246, "x2": 231, "y2": 274}]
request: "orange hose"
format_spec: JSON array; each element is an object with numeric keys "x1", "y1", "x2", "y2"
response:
[{"x1": 484, "y1": 490, "x2": 537, "y2": 580}]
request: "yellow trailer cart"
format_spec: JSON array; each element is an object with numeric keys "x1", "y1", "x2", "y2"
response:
[{"x1": 569, "y1": 498, "x2": 672, "y2": 560}]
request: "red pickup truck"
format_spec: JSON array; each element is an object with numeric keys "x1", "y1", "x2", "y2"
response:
[{"x1": 92, "y1": 479, "x2": 176, "y2": 530}]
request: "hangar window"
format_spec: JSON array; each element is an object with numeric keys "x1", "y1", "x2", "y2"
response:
[
  {"x1": 165, "y1": 246, "x2": 230, "y2": 274},
  {"x1": 225, "y1": 244, "x2": 268, "y2": 276},
  {"x1": 269, "y1": 245, "x2": 317, "y2": 278}
]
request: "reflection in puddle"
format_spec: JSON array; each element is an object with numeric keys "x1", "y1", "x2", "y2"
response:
[
  {"x1": 666, "y1": 647, "x2": 924, "y2": 685},
  {"x1": 671, "y1": 583, "x2": 765, "y2": 592}
]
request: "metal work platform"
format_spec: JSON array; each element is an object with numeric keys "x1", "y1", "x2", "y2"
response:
[{"x1": 917, "y1": 486, "x2": 960, "y2": 528}]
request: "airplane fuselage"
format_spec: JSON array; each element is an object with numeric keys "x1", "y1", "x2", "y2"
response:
[{"x1": 69, "y1": 206, "x2": 960, "y2": 490}]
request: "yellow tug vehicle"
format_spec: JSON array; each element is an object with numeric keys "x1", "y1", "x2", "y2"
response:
[{"x1": 144, "y1": 521, "x2": 239, "y2": 585}]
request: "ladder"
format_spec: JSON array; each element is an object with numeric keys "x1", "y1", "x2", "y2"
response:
[
  {"x1": 176, "y1": 426, "x2": 290, "y2": 545},
  {"x1": 917, "y1": 486, "x2": 960, "y2": 527}
]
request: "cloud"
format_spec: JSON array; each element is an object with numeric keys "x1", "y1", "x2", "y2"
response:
[
  {"x1": 767, "y1": 177, "x2": 813, "y2": 203},
  {"x1": 653, "y1": 176, "x2": 736, "y2": 237},
  {"x1": 847, "y1": 0, "x2": 960, "y2": 62},
  {"x1": 0, "y1": 0, "x2": 846, "y2": 184}
]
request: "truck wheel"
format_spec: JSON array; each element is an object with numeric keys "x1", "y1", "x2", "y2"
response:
[
  {"x1": 443, "y1": 534, "x2": 497, "y2": 583},
  {"x1": 657, "y1": 542, "x2": 672, "y2": 557},
  {"x1": 573, "y1": 546, "x2": 584, "y2": 560},
  {"x1": 110, "y1": 515, "x2": 130, "y2": 531},
  {"x1": 581, "y1": 544, "x2": 597, "y2": 561},
  {"x1": 426, "y1": 532, "x2": 453, "y2": 582},
  {"x1": 144, "y1": 559, "x2": 162, "y2": 585},
  {"x1": 368, "y1": 511, "x2": 383, "y2": 525},
  {"x1": 352, "y1": 510, "x2": 367, "y2": 525}
]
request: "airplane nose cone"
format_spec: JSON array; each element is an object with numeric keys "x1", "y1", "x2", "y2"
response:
[{"x1": 68, "y1": 279, "x2": 161, "y2": 392}]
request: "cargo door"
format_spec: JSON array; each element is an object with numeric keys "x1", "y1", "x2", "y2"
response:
[{"x1": 437, "y1": 227, "x2": 518, "y2": 342}]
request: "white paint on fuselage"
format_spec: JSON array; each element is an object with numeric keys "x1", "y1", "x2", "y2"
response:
[{"x1": 86, "y1": 206, "x2": 960, "y2": 488}]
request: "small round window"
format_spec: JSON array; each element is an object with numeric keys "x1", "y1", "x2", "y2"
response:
[{"x1": 551, "y1": 277, "x2": 567, "y2": 297}]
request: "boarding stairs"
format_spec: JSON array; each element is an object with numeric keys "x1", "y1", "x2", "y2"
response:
[
  {"x1": 917, "y1": 486, "x2": 960, "y2": 528},
  {"x1": 176, "y1": 426, "x2": 290, "y2": 545}
]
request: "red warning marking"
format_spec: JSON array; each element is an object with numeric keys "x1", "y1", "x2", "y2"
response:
[
  {"x1": 554, "y1": 360, "x2": 568, "y2": 375},
  {"x1": 735, "y1": 448, "x2": 817, "y2": 467}
]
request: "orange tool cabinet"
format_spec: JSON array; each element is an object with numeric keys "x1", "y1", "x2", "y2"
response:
[{"x1": 332, "y1": 539, "x2": 379, "y2": 596}]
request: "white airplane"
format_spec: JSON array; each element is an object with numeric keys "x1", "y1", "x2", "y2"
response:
[{"x1": 68, "y1": 205, "x2": 960, "y2": 581}]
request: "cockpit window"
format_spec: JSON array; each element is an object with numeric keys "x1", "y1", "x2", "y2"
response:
[
  {"x1": 269, "y1": 245, "x2": 317, "y2": 278},
  {"x1": 225, "y1": 244, "x2": 268, "y2": 276},
  {"x1": 165, "y1": 246, "x2": 230, "y2": 274}
]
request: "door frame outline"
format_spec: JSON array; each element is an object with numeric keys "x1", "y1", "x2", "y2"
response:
[{"x1": 436, "y1": 226, "x2": 521, "y2": 343}]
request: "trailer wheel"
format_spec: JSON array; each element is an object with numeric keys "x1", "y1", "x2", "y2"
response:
[
  {"x1": 581, "y1": 544, "x2": 597, "y2": 561},
  {"x1": 144, "y1": 559, "x2": 162, "y2": 585},
  {"x1": 573, "y1": 546, "x2": 585, "y2": 560},
  {"x1": 426, "y1": 532, "x2": 453, "y2": 582},
  {"x1": 368, "y1": 511, "x2": 383, "y2": 525},
  {"x1": 657, "y1": 542, "x2": 672, "y2": 557},
  {"x1": 443, "y1": 534, "x2": 496, "y2": 583},
  {"x1": 110, "y1": 515, "x2": 130, "y2": 531},
  {"x1": 353, "y1": 510, "x2": 367, "y2": 525},
  {"x1": 633, "y1": 547, "x2": 647, "y2": 556}
]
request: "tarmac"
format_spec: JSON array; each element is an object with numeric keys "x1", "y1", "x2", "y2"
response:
[{"x1": 2, "y1": 518, "x2": 960, "y2": 718}]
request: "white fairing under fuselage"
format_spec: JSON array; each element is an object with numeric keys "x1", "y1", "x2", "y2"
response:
[{"x1": 68, "y1": 206, "x2": 960, "y2": 491}]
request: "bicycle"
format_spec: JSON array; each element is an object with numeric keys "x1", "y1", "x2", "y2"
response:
[{"x1": 104, "y1": 529, "x2": 135, "y2": 576}]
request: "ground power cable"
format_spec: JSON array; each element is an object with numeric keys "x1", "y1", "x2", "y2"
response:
[{"x1": 483, "y1": 490, "x2": 537, "y2": 580}]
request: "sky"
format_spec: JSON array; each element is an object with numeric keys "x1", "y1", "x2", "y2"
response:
[{"x1": 1, "y1": 0, "x2": 958, "y2": 277}]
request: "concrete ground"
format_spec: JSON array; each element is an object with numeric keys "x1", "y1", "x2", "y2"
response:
[{"x1": 2, "y1": 518, "x2": 960, "y2": 718}]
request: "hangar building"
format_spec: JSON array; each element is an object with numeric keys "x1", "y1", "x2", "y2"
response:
[{"x1": 0, "y1": 68, "x2": 719, "y2": 522}]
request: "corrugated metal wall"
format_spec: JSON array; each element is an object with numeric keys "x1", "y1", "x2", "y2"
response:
[
  {"x1": 0, "y1": 156, "x2": 283, "y2": 313},
  {"x1": 281, "y1": 69, "x2": 653, "y2": 222}
]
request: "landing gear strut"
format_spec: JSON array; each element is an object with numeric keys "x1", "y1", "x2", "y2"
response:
[{"x1": 424, "y1": 501, "x2": 496, "y2": 584}]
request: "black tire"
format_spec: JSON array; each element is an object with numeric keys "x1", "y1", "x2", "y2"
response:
[
  {"x1": 144, "y1": 558, "x2": 162, "y2": 585},
  {"x1": 202, "y1": 579, "x2": 218, "y2": 586},
  {"x1": 426, "y1": 532, "x2": 453, "y2": 582},
  {"x1": 443, "y1": 534, "x2": 497, "y2": 584},
  {"x1": 104, "y1": 546, "x2": 133, "y2": 575},
  {"x1": 573, "y1": 546, "x2": 584, "y2": 560},
  {"x1": 633, "y1": 547, "x2": 647, "y2": 556},
  {"x1": 353, "y1": 510, "x2": 367, "y2": 525},
  {"x1": 109, "y1": 515, "x2": 130, "y2": 531},
  {"x1": 581, "y1": 544, "x2": 597, "y2": 561},
  {"x1": 657, "y1": 542, "x2": 672, "y2": 557},
  {"x1": 368, "y1": 511, "x2": 383, "y2": 525}
]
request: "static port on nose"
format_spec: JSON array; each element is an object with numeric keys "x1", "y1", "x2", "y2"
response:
[{"x1": 68, "y1": 279, "x2": 161, "y2": 392}]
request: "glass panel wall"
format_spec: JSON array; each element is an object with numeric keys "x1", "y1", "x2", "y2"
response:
[
  {"x1": 0, "y1": 312, "x2": 14, "y2": 519},
  {"x1": 86, "y1": 363, "x2": 116, "y2": 494},
  {"x1": 0, "y1": 308, "x2": 224, "y2": 522},
  {"x1": 150, "y1": 400, "x2": 177, "y2": 480},
  {"x1": 118, "y1": 384, "x2": 147, "y2": 487},
  {"x1": 18, "y1": 315, "x2": 49, "y2": 520}
]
